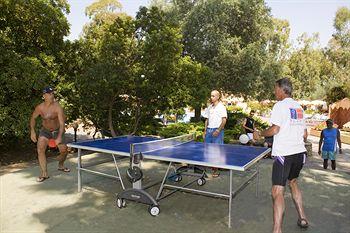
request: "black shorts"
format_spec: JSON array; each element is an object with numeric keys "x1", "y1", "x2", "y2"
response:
[
  {"x1": 272, "y1": 152, "x2": 306, "y2": 186},
  {"x1": 39, "y1": 128, "x2": 65, "y2": 143}
]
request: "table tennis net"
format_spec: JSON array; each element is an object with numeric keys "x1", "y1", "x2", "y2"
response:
[{"x1": 132, "y1": 133, "x2": 195, "y2": 154}]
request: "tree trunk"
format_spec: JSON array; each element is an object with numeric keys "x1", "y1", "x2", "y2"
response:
[
  {"x1": 130, "y1": 101, "x2": 142, "y2": 135},
  {"x1": 108, "y1": 99, "x2": 117, "y2": 137},
  {"x1": 194, "y1": 106, "x2": 201, "y2": 122}
]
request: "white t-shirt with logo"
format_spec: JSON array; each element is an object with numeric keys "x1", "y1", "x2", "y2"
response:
[
  {"x1": 270, "y1": 98, "x2": 306, "y2": 156},
  {"x1": 202, "y1": 102, "x2": 227, "y2": 128}
]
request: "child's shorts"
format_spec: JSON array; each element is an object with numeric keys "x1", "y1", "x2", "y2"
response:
[{"x1": 322, "y1": 151, "x2": 336, "y2": 160}]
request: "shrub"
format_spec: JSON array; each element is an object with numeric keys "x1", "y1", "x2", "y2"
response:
[
  {"x1": 157, "y1": 122, "x2": 205, "y2": 141},
  {"x1": 139, "y1": 118, "x2": 164, "y2": 136},
  {"x1": 325, "y1": 86, "x2": 348, "y2": 104},
  {"x1": 157, "y1": 110, "x2": 270, "y2": 143},
  {"x1": 226, "y1": 109, "x2": 269, "y2": 131},
  {"x1": 247, "y1": 101, "x2": 273, "y2": 115},
  {"x1": 304, "y1": 109, "x2": 316, "y2": 115},
  {"x1": 313, "y1": 121, "x2": 338, "y2": 130}
]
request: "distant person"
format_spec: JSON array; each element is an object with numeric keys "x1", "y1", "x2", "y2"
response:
[
  {"x1": 30, "y1": 87, "x2": 70, "y2": 182},
  {"x1": 242, "y1": 110, "x2": 256, "y2": 144},
  {"x1": 318, "y1": 119, "x2": 342, "y2": 170},
  {"x1": 203, "y1": 90, "x2": 227, "y2": 177},
  {"x1": 256, "y1": 78, "x2": 309, "y2": 232}
]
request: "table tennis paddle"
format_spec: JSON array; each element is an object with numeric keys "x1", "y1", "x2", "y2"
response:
[{"x1": 48, "y1": 139, "x2": 57, "y2": 148}]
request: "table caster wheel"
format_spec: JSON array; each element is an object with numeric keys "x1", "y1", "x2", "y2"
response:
[
  {"x1": 197, "y1": 178, "x2": 206, "y2": 186},
  {"x1": 148, "y1": 205, "x2": 160, "y2": 216},
  {"x1": 174, "y1": 175, "x2": 182, "y2": 182},
  {"x1": 116, "y1": 198, "x2": 126, "y2": 208}
]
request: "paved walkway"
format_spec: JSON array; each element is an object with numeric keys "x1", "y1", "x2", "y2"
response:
[{"x1": 1, "y1": 136, "x2": 349, "y2": 233}]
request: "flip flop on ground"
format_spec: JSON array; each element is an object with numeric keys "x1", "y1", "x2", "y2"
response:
[
  {"x1": 57, "y1": 167, "x2": 70, "y2": 172},
  {"x1": 36, "y1": 176, "x2": 50, "y2": 182},
  {"x1": 297, "y1": 218, "x2": 309, "y2": 228}
]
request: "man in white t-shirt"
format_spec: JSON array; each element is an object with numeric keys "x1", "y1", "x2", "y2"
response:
[
  {"x1": 202, "y1": 90, "x2": 227, "y2": 177},
  {"x1": 256, "y1": 78, "x2": 309, "y2": 232}
]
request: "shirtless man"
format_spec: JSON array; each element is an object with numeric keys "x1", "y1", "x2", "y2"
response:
[{"x1": 30, "y1": 87, "x2": 69, "y2": 182}]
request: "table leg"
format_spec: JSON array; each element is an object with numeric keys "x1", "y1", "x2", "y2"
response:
[
  {"x1": 228, "y1": 170, "x2": 233, "y2": 228},
  {"x1": 256, "y1": 161, "x2": 259, "y2": 197},
  {"x1": 77, "y1": 148, "x2": 82, "y2": 192},
  {"x1": 156, "y1": 162, "x2": 172, "y2": 200},
  {"x1": 112, "y1": 154, "x2": 125, "y2": 190}
]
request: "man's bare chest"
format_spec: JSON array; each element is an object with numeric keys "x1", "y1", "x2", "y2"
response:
[{"x1": 40, "y1": 107, "x2": 58, "y2": 120}]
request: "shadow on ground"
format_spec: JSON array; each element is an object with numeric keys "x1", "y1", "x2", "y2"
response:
[{"x1": 1, "y1": 136, "x2": 350, "y2": 233}]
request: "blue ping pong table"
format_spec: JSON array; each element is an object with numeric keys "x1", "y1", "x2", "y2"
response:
[{"x1": 68, "y1": 134, "x2": 270, "y2": 228}]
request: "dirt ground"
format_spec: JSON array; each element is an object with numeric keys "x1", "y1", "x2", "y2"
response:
[{"x1": 1, "y1": 134, "x2": 349, "y2": 233}]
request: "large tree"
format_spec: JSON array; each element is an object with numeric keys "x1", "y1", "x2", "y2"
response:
[
  {"x1": 325, "y1": 7, "x2": 350, "y2": 97},
  {"x1": 153, "y1": 0, "x2": 288, "y2": 101},
  {"x1": 0, "y1": 0, "x2": 69, "y2": 57},
  {"x1": 61, "y1": 0, "x2": 137, "y2": 136},
  {"x1": 284, "y1": 7, "x2": 350, "y2": 100},
  {"x1": 63, "y1": 2, "x2": 189, "y2": 135},
  {"x1": 0, "y1": 0, "x2": 70, "y2": 142},
  {"x1": 333, "y1": 6, "x2": 350, "y2": 48},
  {"x1": 286, "y1": 34, "x2": 326, "y2": 99}
]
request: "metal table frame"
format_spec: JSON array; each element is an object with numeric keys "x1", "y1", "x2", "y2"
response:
[
  {"x1": 155, "y1": 161, "x2": 263, "y2": 228},
  {"x1": 68, "y1": 136, "x2": 271, "y2": 228}
]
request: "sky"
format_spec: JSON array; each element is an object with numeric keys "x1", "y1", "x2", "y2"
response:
[{"x1": 65, "y1": 0, "x2": 350, "y2": 47}]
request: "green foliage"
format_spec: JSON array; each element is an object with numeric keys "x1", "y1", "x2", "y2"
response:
[
  {"x1": 321, "y1": 7, "x2": 350, "y2": 100},
  {"x1": 0, "y1": 0, "x2": 69, "y2": 143},
  {"x1": 325, "y1": 23, "x2": 350, "y2": 87},
  {"x1": 225, "y1": 111, "x2": 246, "y2": 129},
  {"x1": 157, "y1": 109, "x2": 269, "y2": 144},
  {"x1": 333, "y1": 7, "x2": 350, "y2": 47},
  {"x1": 0, "y1": 0, "x2": 69, "y2": 57},
  {"x1": 325, "y1": 86, "x2": 348, "y2": 104},
  {"x1": 247, "y1": 101, "x2": 273, "y2": 115},
  {"x1": 178, "y1": 0, "x2": 285, "y2": 99},
  {"x1": 0, "y1": 49, "x2": 53, "y2": 141},
  {"x1": 62, "y1": 4, "x2": 192, "y2": 135},
  {"x1": 138, "y1": 118, "x2": 164, "y2": 136},
  {"x1": 176, "y1": 56, "x2": 213, "y2": 113},
  {"x1": 157, "y1": 122, "x2": 205, "y2": 141},
  {"x1": 226, "y1": 108, "x2": 269, "y2": 131},
  {"x1": 304, "y1": 108, "x2": 325, "y2": 115},
  {"x1": 314, "y1": 121, "x2": 327, "y2": 131},
  {"x1": 254, "y1": 117, "x2": 270, "y2": 130},
  {"x1": 225, "y1": 109, "x2": 269, "y2": 143},
  {"x1": 286, "y1": 34, "x2": 327, "y2": 99},
  {"x1": 223, "y1": 128, "x2": 243, "y2": 144},
  {"x1": 85, "y1": 0, "x2": 122, "y2": 19},
  {"x1": 3, "y1": 0, "x2": 350, "y2": 150},
  {"x1": 75, "y1": 15, "x2": 136, "y2": 134}
]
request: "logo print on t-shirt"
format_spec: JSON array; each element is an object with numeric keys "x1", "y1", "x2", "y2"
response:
[{"x1": 289, "y1": 108, "x2": 303, "y2": 119}]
